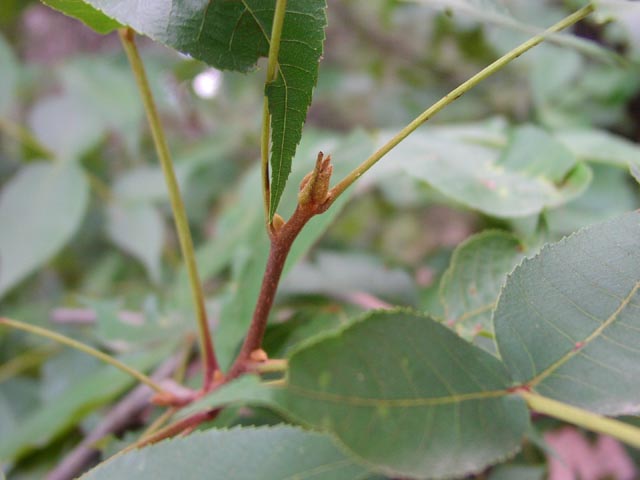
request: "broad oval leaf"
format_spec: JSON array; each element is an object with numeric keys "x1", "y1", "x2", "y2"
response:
[
  {"x1": 28, "y1": 94, "x2": 106, "y2": 161},
  {"x1": 80, "y1": 425, "x2": 368, "y2": 480},
  {"x1": 276, "y1": 310, "x2": 530, "y2": 479},
  {"x1": 494, "y1": 211, "x2": 640, "y2": 415},
  {"x1": 384, "y1": 126, "x2": 592, "y2": 218},
  {"x1": 106, "y1": 202, "x2": 164, "y2": 283},
  {"x1": 440, "y1": 230, "x2": 525, "y2": 338},
  {"x1": 0, "y1": 162, "x2": 89, "y2": 299},
  {"x1": 55, "y1": 0, "x2": 327, "y2": 217}
]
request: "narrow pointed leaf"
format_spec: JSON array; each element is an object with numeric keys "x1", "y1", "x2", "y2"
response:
[
  {"x1": 266, "y1": 1, "x2": 327, "y2": 217},
  {"x1": 495, "y1": 211, "x2": 640, "y2": 415},
  {"x1": 47, "y1": 0, "x2": 327, "y2": 217},
  {"x1": 275, "y1": 310, "x2": 529, "y2": 479},
  {"x1": 80, "y1": 426, "x2": 368, "y2": 480}
]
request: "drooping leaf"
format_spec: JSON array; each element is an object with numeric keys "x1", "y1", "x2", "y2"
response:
[
  {"x1": 0, "y1": 347, "x2": 167, "y2": 462},
  {"x1": 0, "y1": 162, "x2": 89, "y2": 299},
  {"x1": 51, "y1": 0, "x2": 327, "y2": 217},
  {"x1": 0, "y1": 34, "x2": 18, "y2": 117},
  {"x1": 40, "y1": 0, "x2": 120, "y2": 34},
  {"x1": 80, "y1": 425, "x2": 368, "y2": 480},
  {"x1": 384, "y1": 125, "x2": 592, "y2": 218},
  {"x1": 275, "y1": 310, "x2": 530, "y2": 479},
  {"x1": 105, "y1": 202, "x2": 164, "y2": 283},
  {"x1": 440, "y1": 230, "x2": 525, "y2": 338},
  {"x1": 494, "y1": 211, "x2": 640, "y2": 415}
]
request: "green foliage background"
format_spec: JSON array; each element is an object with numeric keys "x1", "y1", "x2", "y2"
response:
[{"x1": 1, "y1": 1, "x2": 640, "y2": 479}]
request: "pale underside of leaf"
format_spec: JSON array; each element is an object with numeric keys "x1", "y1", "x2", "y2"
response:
[{"x1": 495, "y1": 212, "x2": 640, "y2": 415}]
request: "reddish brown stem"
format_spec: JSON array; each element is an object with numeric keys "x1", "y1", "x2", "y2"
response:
[
  {"x1": 227, "y1": 153, "x2": 333, "y2": 379},
  {"x1": 135, "y1": 409, "x2": 221, "y2": 448}
]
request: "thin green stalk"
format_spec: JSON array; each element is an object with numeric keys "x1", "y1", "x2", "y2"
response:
[
  {"x1": 519, "y1": 390, "x2": 640, "y2": 449},
  {"x1": 328, "y1": 3, "x2": 594, "y2": 202},
  {"x1": 118, "y1": 28, "x2": 218, "y2": 388},
  {"x1": 266, "y1": 0, "x2": 288, "y2": 83},
  {"x1": 262, "y1": 0, "x2": 288, "y2": 222},
  {"x1": 0, "y1": 317, "x2": 164, "y2": 393}
]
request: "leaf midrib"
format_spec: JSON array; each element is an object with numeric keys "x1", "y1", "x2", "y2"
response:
[
  {"x1": 284, "y1": 384, "x2": 509, "y2": 407},
  {"x1": 528, "y1": 281, "x2": 640, "y2": 387}
]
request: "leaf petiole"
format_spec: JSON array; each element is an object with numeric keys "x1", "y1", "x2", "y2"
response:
[
  {"x1": 0, "y1": 317, "x2": 165, "y2": 393},
  {"x1": 518, "y1": 390, "x2": 640, "y2": 449},
  {"x1": 118, "y1": 28, "x2": 219, "y2": 389}
]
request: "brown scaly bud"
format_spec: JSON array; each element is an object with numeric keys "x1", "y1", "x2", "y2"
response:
[
  {"x1": 298, "y1": 151, "x2": 333, "y2": 210},
  {"x1": 270, "y1": 213, "x2": 286, "y2": 236},
  {"x1": 249, "y1": 348, "x2": 269, "y2": 362}
]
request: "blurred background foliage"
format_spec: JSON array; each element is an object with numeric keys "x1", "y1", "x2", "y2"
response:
[{"x1": 1, "y1": 1, "x2": 640, "y2": 479}]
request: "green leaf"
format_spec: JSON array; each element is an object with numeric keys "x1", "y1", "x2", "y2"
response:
[
  {"x1": 494, "y1": 211, "x2": 640, "y2": 415},
  {"x1": 105, "y1": 203, "x2": 164, "y2": 283},
  {"x1": 440, "y1": 230, "x2": 525, "y2": 338},
  {"x1": 546, "y1": 164, "x2": 638, "y2": 236},
  {"x1": 0, "y1": 348, "x2": 166, "y2": 462},
  {"x1": 40, "y1": 0, "x2": 120, "y2": 34},
  {"x1": 386, "y1": 126, "x2": 592, "y2": 218},
  {"x1": 280, "y1": 250, "x2": 417, "y2": 305},
  {"x1": 276, "y1": 310, "x2": 530, "y2": 479},
  {"x1": 556, "y1": 128, "x2": 640, "y2": 168},
  {"x1": 630, "y1": 163, "x2": 640, "y2": 185},
  {"x1": 58, "y1": 57, "x2": 143, "y2": 153},
  {"x1": 80, "y1": 425, "x2": 367, "y2": 480},
  {"x1": 58, "y1": 0, "x2": 327, "y2": 217},
  {"x1": 28, "y1": 94, "x2": 106, "y2": 161},
  {"x1": 0, "y1": 162, "x2": 89, "y2": 299},
  {"x1": 0, "y1": 34, "x2": 18, "y2": 117},
  {"x1": 414, "y1": 0, "x2": 622, "y2": 65},
  {"x1": 266, "y1": 1, "x2": 327, "y2": 217}
]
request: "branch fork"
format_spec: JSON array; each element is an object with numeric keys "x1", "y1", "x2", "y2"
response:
[{"x1": 229, "y1": 152, "x2": 334, "y2": 379}]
